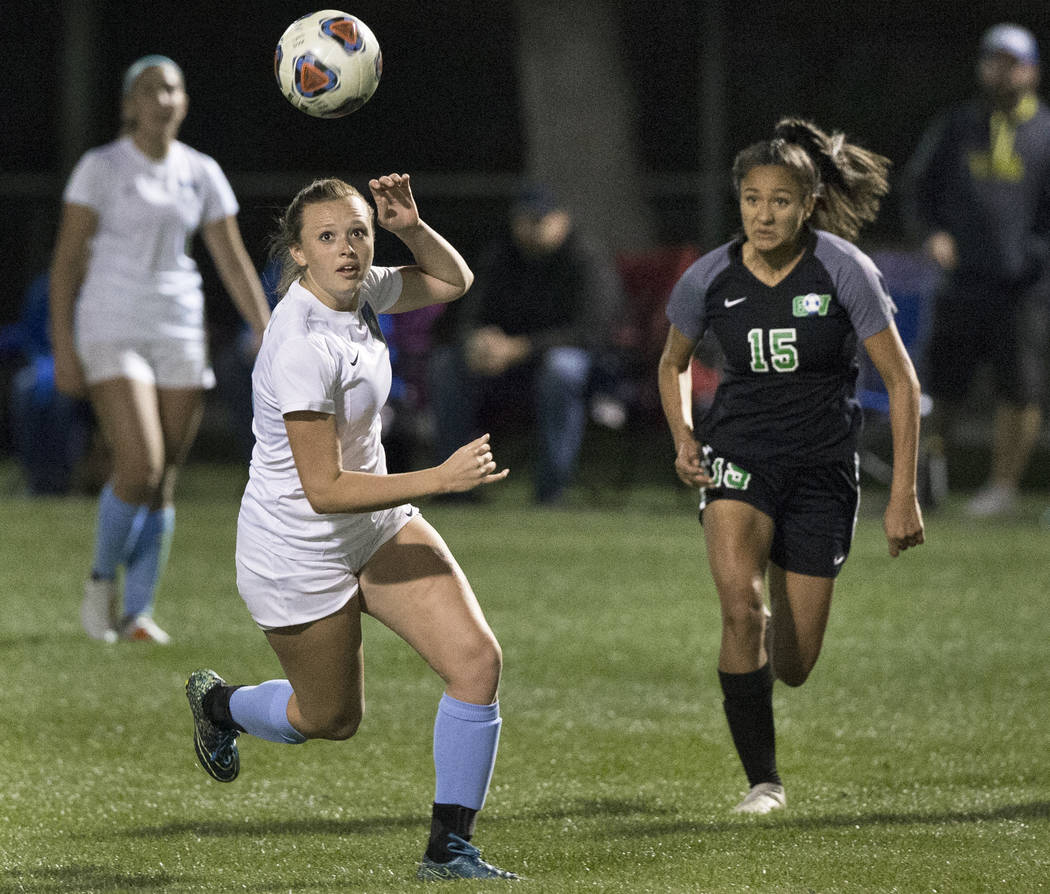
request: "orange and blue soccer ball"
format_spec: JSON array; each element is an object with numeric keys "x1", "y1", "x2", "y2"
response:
[{"x1": 275, "y1": 10, "x2": 382, "y2": 118}]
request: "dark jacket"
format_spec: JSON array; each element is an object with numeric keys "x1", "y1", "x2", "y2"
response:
[
  {"x1": 902, "y1": 94, "x2": 1050, "y2": 288},
  {"x1": 436, "y1": 226, "x2": 623, "y2": 353}
]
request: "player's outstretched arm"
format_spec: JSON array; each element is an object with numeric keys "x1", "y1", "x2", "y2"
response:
[
  {"x1": 286, "y1": 411, "x2": 506, "y2": 513},
  {"x1": 369, "y1": 173, "x2": 474, "y2": 313}
]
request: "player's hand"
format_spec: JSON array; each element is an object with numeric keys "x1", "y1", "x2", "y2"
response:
[
  {"x1": 674, "y1": 438, "x2": 712, "y2": 489},
  {"x1": 438, "y1": 433, "x2": 509, "y2": 493},
  {"x1": 368, "y1": 173, "x2": 419, "y2": 234},
  {"x1": 884, "y1": 492, "x2": 925, "y2": 557}
]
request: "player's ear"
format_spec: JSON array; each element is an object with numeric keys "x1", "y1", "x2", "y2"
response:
[{"x1": 289, "y1": 244, "x2": 306, "y2": 267}]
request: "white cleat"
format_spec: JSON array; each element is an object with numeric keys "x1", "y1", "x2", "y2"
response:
[
  {"x1": 81, "y1": 578, "x2": 118, "y2": 643},
  {"x1": 121, "y1": 614, "x2": 171, "y2": 645},
  {"x1": 965, "y1": 484, "x2": 1017, "y2": 518},
  {"x1": 732, "y1": 782, "x2": 786, "y2": 815}
]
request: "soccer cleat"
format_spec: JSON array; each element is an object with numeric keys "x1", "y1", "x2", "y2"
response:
[
  {"x1": 416, "y1": 834, "x2": 520, "y2": 881},
  {"x1": 185, "y1": 669, "x2": 240, "y2": 783},
  {"x1": 81, "y1": 577, "x2": 118, "y2": 642},
  {"x1": 121, "y1": 614, "x2": 171, "y2": 645},
  {"x1": 965, "y1": 484, "x2": 1017, "y2": 519},
  {"x1": 732, "y1": 782, "x2": 786, "y2": 815}
]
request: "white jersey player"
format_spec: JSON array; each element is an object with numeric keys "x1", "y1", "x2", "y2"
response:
[
  {"x1": 49, "y1": 55, "x2": 271, "y2": 644},
  {"x1": 185, "y1": 174, "x2": 519, "y2": 881}
]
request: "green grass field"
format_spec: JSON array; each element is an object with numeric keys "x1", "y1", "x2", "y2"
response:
[{"x1": 1, "y1": 460, "x2": 1048, "y2": 893}]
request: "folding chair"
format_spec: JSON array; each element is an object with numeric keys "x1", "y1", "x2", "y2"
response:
[{"x1": 859, "y1": 249, "x2": 944, "y2": 508}]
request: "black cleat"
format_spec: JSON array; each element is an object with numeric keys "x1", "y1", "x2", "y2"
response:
[{"x1": 185, "y1": 669, "x2": 240, "y2": 782}]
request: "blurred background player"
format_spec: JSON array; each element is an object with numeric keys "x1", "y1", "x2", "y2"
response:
[
  {"x1": 428, "y1": 184, "x2": 624, "y2": 504},
  {"x1": 903, "y1": 23, "x2": 1050, "y2": 517},
  {"x1": 49, "y1": 55, "x2": 271, "y2": 643},
  {"x1": 186, "y1": 175, "x2": 518, "y2": 880},
  {"x1": 659, "y1": 118, "x2": 924, "y2": 814}
]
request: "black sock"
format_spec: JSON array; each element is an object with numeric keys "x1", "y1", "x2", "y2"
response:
[
  {"x1": 425, "y1": 803, "x2": 478, "y2": 862},
  {"x1": 719, "y1": 664, "x2": 781, "y2": 787},
  {"x1": 202, "y1": 684, "x2": 245, "y2": 733}
]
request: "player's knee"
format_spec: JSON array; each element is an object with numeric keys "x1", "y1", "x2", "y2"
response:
[
  {"x1": 775, "y1": 664, "x2": 810, "y2": 687},
  {"x1": 473, "y1": 636, "x2": 503, "y2": 692},
  {"x1": 304, "y1": 702, "x2": 364, "y2": 741},
  {"x1": 450, "y1": 635, "x2": 502, "y2": 701},
  {"x1": 773, "y1": 654, "x2": 816, "y2": 688},
  {"x1": 720, "y1": 588, "x2": 765, "y2": 639},
  {"x1": 113, "y1": 457, "x2": 164, "y2": 502}
]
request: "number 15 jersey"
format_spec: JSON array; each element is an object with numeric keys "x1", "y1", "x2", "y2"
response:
[{"x1": 666, "y1": 228, "x2": 896, "y2": 465}]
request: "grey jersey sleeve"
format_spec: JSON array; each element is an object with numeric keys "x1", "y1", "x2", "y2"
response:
[
  {"x1": 814, "y1": 232, "x2": 896, "y2": 341},
  {"x1": 665, "y1": 243, "x2": 733, "y2": 340}
]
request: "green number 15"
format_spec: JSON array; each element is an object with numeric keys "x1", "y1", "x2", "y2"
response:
[{"x1": 747, "y1": 328, "x2": 799, "y2": 373}]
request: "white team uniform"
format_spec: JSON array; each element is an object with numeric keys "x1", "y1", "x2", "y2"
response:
[
  {"x1": 236, "y1": 271, "x2": 417, "y2": 629},
  {"x1": 63, "y1": 135, "x2": 240, "y2": 387}
]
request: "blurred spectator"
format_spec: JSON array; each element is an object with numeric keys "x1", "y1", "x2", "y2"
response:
[
  {"x1": 428, "y1": 185, "x2": 624, "y2": 504},
  {"x1": 2, "y1": 272, "x2": 99, "y2": 495},
  {"x1": 903, "y1": 23, "x2": 1050, "y2": 517}
]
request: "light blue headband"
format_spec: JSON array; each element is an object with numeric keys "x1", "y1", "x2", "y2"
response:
[{"x1": 121, "y1": 54, "x2": 183, "y2": 96}]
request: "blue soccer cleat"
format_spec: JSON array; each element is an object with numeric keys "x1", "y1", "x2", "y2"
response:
[
  {"x1": 416, "y1": 833, "x2": 520, "y2": 881},
  {"x1": 185, "y1": 669, "x2": 240, "y2": 783}
]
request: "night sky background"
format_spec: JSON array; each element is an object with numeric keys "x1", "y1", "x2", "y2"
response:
[{"x1": 2, "y1": 0, "x2": 1048, "y2": 331}]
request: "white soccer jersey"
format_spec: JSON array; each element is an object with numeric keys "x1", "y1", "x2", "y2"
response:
[
  {"x1": 238, "y1": 270, "x2": 404, "y2": 561},
  {"x1": 63, "y1": 136, "x2": 239, "y2": 344}
]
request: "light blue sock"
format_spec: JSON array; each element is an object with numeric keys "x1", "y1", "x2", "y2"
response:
[
  {"x1": 229, "y1": 680, "x2": 307, "y2": 744},
  {"x1": 433, "y1": 694, "x2": 501, "y2": 810},
  {"x1": 123, "y1": 506, "x2": 175, "y2": 619},
  {"x1": 91, "y1": 484, "x2": 146, "y2": 579}
]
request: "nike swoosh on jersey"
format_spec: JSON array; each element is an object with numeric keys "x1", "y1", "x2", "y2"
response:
[{"x1": 724, "y1": 296, "x2": 748, "y2": 307}]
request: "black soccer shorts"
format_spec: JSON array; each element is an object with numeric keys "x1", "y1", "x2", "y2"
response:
[{"x1": 698, "y1": 448, "x2": 860, "y2": 579}]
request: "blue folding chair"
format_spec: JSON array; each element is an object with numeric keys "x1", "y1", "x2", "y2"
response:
[{"x1": 858, "y1": 249, "x2": 944, "y2": 507}]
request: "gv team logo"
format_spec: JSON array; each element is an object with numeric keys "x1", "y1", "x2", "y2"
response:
[{"x1": 793, "y1": 293, "x2": 831, "y2": 317}]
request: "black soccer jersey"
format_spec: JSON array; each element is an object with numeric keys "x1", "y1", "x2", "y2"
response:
[{"x1": 666, "y1": 229, "x2": 895, "y2": 464}]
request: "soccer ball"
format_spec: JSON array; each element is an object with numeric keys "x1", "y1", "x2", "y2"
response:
[{"x1": 274, "y1": 10, "x2": 382, "y2": 118}]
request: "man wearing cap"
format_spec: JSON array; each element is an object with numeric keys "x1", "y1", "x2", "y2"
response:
[
  {"x1": 903, "y1": 23, "x2": 1050, "y2": 517},
  {"x1": 428, "y1": 185, "x2": 624, "y2": 504}
]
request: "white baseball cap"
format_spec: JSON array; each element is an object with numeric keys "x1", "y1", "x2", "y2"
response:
[{"x1": 979, "y1": 24, "x2": 1039, "y2": 64}]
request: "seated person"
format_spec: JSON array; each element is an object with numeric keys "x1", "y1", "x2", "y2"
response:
[{"x1": 428, "y1": 185, "x2": 624, "y2": 504}]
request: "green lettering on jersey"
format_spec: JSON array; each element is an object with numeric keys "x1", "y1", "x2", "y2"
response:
[
  {"x1": 792, "y1": 293, "x2": 831, "y2": 317},
  {"x1": 748, "y1": 328, "x2": 798, "y2": 373},
  {"x1": 708, "y1": 456, "x2": 750, "y2": 491},
  {"x1": 723, "y1": 462, "x2": 750, "y2": 490}
]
